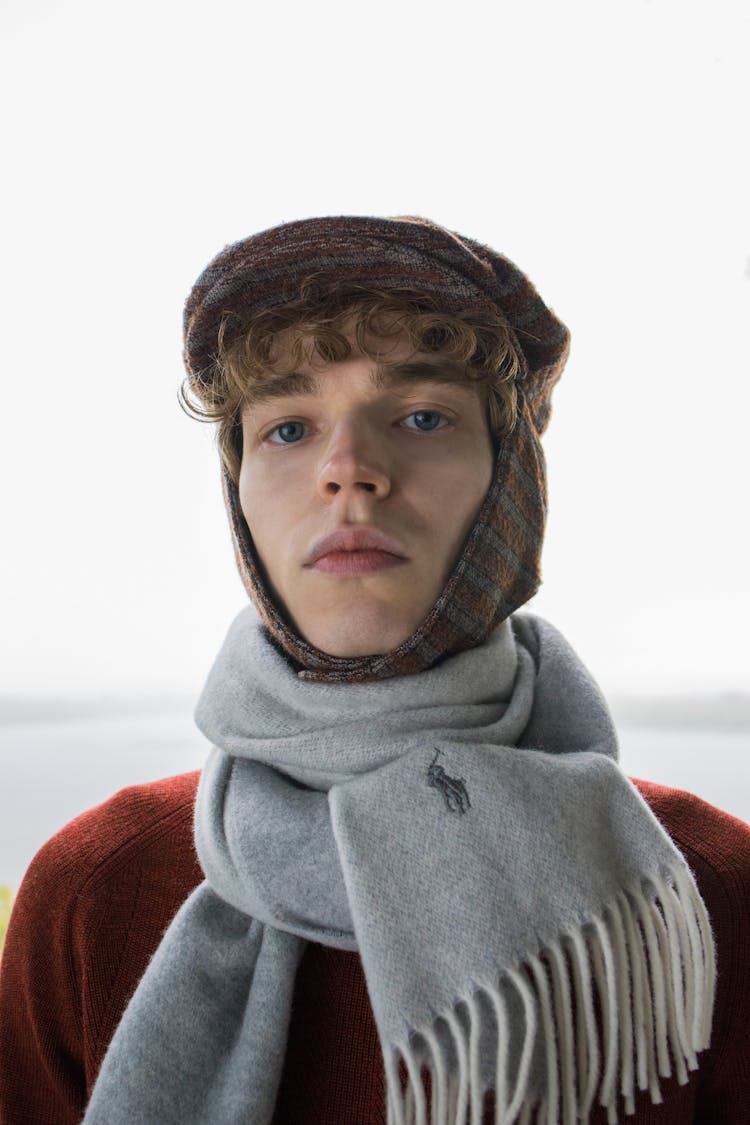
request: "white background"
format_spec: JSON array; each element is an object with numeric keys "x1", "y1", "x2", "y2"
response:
[{"x1": 1, "y1": 0, "x2": 749, "y2": 704}]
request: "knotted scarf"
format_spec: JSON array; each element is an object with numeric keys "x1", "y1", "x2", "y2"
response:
[{"x1": 83, "y1": 608, "x2": 715, "y2": 1125}]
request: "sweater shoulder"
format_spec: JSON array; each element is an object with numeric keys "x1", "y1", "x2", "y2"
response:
[
  {"x1": 631, "y1": 776, "x2": 750, "y2": 881},
  {"x1": 2, "y1": 772, "x2": 204, "y2": 1102},
  {"x1": 22, "y1": 770, "x2": 202, "y2": 897},
  {"x1": 14, "y1": 769, "x2": 204, "y2": 994}
]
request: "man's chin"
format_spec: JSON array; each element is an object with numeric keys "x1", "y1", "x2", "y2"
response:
[{"x1": 295, "y1": 610, "x2": 425, "y2": 659}]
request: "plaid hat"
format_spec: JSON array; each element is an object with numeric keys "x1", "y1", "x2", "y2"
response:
[{"x1": 183, "y1": 215, "x2": 570, "y2": 682}]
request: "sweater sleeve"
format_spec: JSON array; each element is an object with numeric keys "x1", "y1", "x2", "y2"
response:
[
  {"x1": 0, "y1": 828, "x2": 88, "y2": 1124},
  {"x1": 683, "y1": 801, "x2": 750, "y2": 1124},
  {"x1": 0, "y1": 771, "x2": 201, "y2": 1125},
  {"x1": 632, "y1": 779, "x2": 750, "y2": 1124}
]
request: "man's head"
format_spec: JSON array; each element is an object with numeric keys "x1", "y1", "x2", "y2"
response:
[
  {"x1": 233, "y1": 300, "x2": 517, "y2": 656},
  {"x1": 181, "y1": 215, "x2": 570, "y2": 681},
  {"x1": 186, "y1": 286, "x2": 523, "y2": 656}
]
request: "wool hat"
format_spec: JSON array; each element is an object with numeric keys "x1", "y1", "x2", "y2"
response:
[{"x1": 182, "y1": 215, "x2": 571, "y2": 682}]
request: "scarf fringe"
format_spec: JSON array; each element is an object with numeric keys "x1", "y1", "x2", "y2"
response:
[{"x1": 385, "y1": 867, "x2": 715, "y2": 1125}]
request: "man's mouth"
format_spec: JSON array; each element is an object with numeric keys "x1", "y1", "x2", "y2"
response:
[
  {"x1": 311, "y1": 549, "x2": 407, "y2": 576},
  {"x1": 304, "y1": 527, "x2": 408, "y2": 575}
]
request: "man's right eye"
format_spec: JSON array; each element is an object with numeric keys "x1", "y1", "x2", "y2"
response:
[{"x1": 267, "y1": 421, "x2": 307, "y2": 444}]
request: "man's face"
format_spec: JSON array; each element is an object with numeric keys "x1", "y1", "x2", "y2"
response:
[{"x1": 238, "y1": 324, "x2": 495, "y2": 657}]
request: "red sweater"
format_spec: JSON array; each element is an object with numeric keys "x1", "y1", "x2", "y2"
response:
[{"x1": 0, "y1": 772, "x2": 748, "y2": 1124}]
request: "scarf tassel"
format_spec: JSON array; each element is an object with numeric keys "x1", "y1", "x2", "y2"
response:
[{"x1": 385, "y1": 867, "x2": 715, "y2": 1125}]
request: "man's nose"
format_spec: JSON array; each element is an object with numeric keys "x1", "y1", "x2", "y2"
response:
[{"x1": 316, "y1": 421, "x2": 391, "y2": 501}]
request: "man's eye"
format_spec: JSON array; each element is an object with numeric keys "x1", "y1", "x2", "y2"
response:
[
  {"x1": 402, "y1": 411, "x2": 446, "y2": 432},
  {"x1": 267, "y1": 421, "x2": 307, "y2": 444}
]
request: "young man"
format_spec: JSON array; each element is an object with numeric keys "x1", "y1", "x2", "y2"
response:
[{"x1": 1, "y1": 216, "x2": 748, "y2": 1125}]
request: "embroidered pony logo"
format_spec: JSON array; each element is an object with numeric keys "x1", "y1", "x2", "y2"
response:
[{"x1": 427, "y1": 749, "x2": 471, "y2": 814}]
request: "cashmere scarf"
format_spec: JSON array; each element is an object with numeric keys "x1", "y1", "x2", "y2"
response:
[{"x1": 83, "y1": 610, "x2": 715, "y2": 1125}]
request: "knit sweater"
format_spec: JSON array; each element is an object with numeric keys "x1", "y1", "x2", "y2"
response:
[{"x1": 0, "y1": 772, "x2": 748, "y2": 1124}]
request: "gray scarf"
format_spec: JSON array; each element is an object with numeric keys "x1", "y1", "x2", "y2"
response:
[{"x1": 83, "y1": 610, "x2": 715, "y2": 1125}]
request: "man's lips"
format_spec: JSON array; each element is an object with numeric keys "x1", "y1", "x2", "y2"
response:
[
  {"x1": 312, "y1": 550, "x2": 406, "y2": 576},
  {"x1": 303, "y1": 528, "x2": 408, "y2": 575}
]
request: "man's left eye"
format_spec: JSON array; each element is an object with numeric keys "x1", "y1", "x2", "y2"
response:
[{"x1": 402, "y1": 411, "x2": 446, "y2": 432}]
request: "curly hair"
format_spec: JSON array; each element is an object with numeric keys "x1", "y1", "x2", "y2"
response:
[{"x1": 179, "y1": 280, "x2": 524, "y2": 482}]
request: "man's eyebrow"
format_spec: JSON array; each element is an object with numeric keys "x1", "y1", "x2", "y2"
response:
[
  {"x1": 245, "y1": 372, "x2": 319, "y2": 406},
  {"x1": 371, "y1": 360, "x2": 468, "y2": 389},
  {"x1": 245, "y1": 359, "x2": 469, "y2": 408}
]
